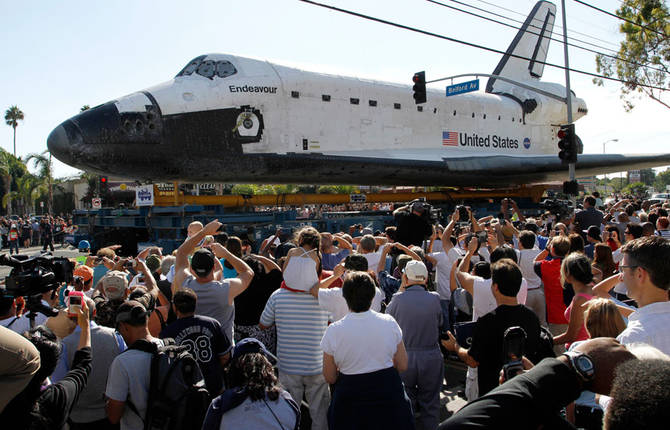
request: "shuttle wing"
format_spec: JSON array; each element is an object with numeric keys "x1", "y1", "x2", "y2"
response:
[{"x1": 257, "y1": 152, "x2": 670, "y2": 187}]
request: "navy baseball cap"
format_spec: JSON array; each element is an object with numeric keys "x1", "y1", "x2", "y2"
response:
[
  {"x1": 191, "y1": 249, "x2": 215, "y2": 277},
  {"x1": 232, "y1": 338, "x2": 277, "y2": 365}
]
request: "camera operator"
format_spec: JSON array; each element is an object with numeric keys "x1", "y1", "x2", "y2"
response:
[
  {"x1": 393, "y1": 199, "x2": 435, "y2": 247},
  {"x1": 0, "y1": 291, "x2": 49, "y2": 334},
  {"x1": 0, "y1": 299, "x2": 92, "y2": 428}
]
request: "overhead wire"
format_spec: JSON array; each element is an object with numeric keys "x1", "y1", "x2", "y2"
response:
[
  {"x1": 297, "y1": 0, "x2": 668, "y2": 91},
  {"x1": 427, "y1": 0, "x2": 667, "y2": 76},
  {"x1": 573, "y1": 0, "x2": 667, "y2": 37},
  {"x1": 471, "y1": 0, "x2": 621, "y2": 48}
]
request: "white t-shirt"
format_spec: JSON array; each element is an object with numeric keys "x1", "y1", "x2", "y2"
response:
[
  {"x1": 320, "y1": 310, "x2": 402, "y2": 375},
  {"x1": 518, "y1": 249, "x2": 542, "y2": 290},
  {"x1": 362, "y1": 248, "x2": 385, "y2": 273},
  {"x1": 318, "y1": 287, "x2": 384, "y2": 322},
  {"x1": 471, "y1": 277, "x2": 528, "y2": 320},
  {"x1": 430, "y1": 247, "x2": 463, "y2": 301},
  {"x1": 0, "y1": 313, "x2": 47, "y2": 334}
]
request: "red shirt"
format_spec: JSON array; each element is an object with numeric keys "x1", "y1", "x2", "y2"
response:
[{"x1": 539, "y1": 258, "x2": 568, "y2": 324}]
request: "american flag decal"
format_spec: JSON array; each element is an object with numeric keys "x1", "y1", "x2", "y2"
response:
[{"x1": 442, "y1": 131, "x2": 458, "y2": 146}]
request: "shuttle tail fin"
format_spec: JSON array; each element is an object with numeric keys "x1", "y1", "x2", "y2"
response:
[{"x1": 486, "y1": 1, "x2": 557, "y2": 94}]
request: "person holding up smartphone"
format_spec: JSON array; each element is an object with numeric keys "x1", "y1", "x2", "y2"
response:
[{"x1": 441, "y1": 259, "x2": 543, "y2": 399}]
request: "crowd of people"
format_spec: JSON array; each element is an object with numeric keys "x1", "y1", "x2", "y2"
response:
[
  {"x1": 0, "y1": 194, "x2": 669, "y2": 429},
  {"x1": 0, "y1": 214, "x2": 73, "y2": 253}
]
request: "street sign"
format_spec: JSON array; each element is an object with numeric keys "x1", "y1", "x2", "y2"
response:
[
  {"x1": 92, "y1": 198, "x2": 101, "y2": 209},
  {"x1": 446, "y1": 79, "x2": 479, "y2": 97}
]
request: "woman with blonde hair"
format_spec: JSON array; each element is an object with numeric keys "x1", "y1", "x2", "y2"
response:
[{"x1": 583, "y1": 298, "x2": 626, "y2": 338}]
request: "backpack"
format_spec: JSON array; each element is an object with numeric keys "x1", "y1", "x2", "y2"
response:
[{"x1": 128, "y1": 339, "x2": 211, "y2": 430}]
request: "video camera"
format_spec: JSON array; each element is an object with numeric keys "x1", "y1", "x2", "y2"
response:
[
  {"x1": 0, "y1": 253, "x2": 74, "y2": 319},
  {"x1": 539, "y1": 199, "x2": 572, "y2": 220},
  {"x1": 410, "y1": 198, "x2": 440, "y2": 225}
]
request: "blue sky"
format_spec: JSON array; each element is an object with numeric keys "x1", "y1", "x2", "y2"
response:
[{"x1": 1, "y1": 0, "x2": 667, "y2": 178}]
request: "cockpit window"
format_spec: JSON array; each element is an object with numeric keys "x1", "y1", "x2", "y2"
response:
[
  {"x1": 175, "y1": 56, "x2": 237, "y2": 80},
  {"x1": 197, "y1": 60, "x2": 216, "y2": 79},
  {"x1": 216, "y1": 61, "x2": 236, "y2": 78}
]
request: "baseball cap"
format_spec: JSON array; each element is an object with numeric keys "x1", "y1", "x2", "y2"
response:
[
  {"x1": 115, "y1": 300, "x2": 149, "y2": 326},
  {"x1": 403, "y1": 260, "x2": 428, "y2": 282},
  {"x1": 191, "y1": 249, "x2": 215, "y2": 277},
  {"x1": 583, "y1": 225, "x2": 602, "y2": 241},
  {"x1": 74, "y1": 265, "x2": 94, "y2": 283},
  {"x1": 78, "y1": 240, "x2": 90, "y2": 251},
  {"x1": 361, "y1": 227, "x2": 373, "y2": 235},
  {"x1": 232, "y1": 338, "x2": 277, "y2": 365},
  {"x1": 102, "y1": 270, "x2": 129, "y2": 300},
  {"x1": 145, "y1": 255, "x2": 161, "y2": 273}
]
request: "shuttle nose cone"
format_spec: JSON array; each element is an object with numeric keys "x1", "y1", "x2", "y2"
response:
[{"x1": 47, "y1": 121, "x2": 80, "y2": 166}]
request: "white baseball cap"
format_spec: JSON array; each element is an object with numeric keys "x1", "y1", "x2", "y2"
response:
[{"x1": 403, "y1": 260, "x2": 428, "y2": 282}]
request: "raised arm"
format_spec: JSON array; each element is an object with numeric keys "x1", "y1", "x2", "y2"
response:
[
  {"x1": 592, "y1": 273, "x2": 621, "y2": 299},
  {"x1": 209, "y1": 242, "x2": 254, "y2": 304},
  {"x1": 441, "y1": 211, "x2": 458, "y2": 252},
  {"x1": 173, "y1": 219, "x2": 220, "y2": 293}
]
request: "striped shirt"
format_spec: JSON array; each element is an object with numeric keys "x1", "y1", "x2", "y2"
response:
[{"x1": 260, "y1": 288, "x2": 330, "y2": 375}]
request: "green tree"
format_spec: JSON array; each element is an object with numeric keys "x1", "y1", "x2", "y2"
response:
[
  {"x1": 26, "y1": 150, "x2": 54, "y2": 214},
  {"x1": 4, "y1": 105, "x2": 24, "y2": 157},
  {"x1": 609, "y1": 177, "x2": 627, "y2": 193},
  {"x1": 80, "y1": 105, "x2": 90, "y2": 111},
  {"x1": 623, "y1": 181, "x2": 648, "y2": 196},
  {"x1": 2, "y1": 173, "x2": 45, "y2": 215},
  {"x1": 639, "y1": 168, "x2": 656, "y2": 185},
  {"x1": 594, "y1": 0, "x2": 670, "y2": 111},
  {"x1": 654, "y1": 168, "x2": 670, "y2": 191}
]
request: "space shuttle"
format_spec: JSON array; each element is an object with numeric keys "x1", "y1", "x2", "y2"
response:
[{"x1": 47, "y1": 1, "x2": 670, "y2": 187}]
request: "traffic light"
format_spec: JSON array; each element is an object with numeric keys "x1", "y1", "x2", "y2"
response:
[
  {"x1": 412, "y1": 71, "x2": 426, "y2": 104},
  {"x1": 99, "y1": 176, "x2": 108, "y2": 192},
  {"x1": 557, "y1": 123, "x2": 577, "y2": 164}
]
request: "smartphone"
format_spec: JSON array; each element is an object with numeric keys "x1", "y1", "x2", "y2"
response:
[
  {"x1": 502, "y1": 326, "x2": 527, "y2": 381},
  {"x1": 68, "y1": 291, "x2": 84, "y2": 317},
  {"x1": 124, "y1": 259, "x2": 135, "y2": 269},
  {"x1": 476, "y1": 231, "x2": 488, "y2": 245}
]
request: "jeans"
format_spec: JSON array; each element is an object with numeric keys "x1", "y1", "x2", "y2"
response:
[{"x1": 8, "y1": 240, "x2": 19, "y2": 255}]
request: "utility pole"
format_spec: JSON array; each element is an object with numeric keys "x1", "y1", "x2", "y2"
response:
[{"x1": 560, "y1": 0, "x2": 576, "y2": 209}]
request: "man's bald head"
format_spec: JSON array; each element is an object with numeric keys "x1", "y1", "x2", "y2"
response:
[{"x1": 187, "y1": 221, "x2": 204, "y2": 237}]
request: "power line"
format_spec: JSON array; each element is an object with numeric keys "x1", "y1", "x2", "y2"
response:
[
  {"x1": 298, "y1": 0, "x2": 668, "y2": 91},
  {"x1": 472, "y1": 0, "x2": 620, "y2": 48},
  {"x1": 427, "y1": 0, "x2": 667, "y2": 76},
  {"x1": 573, "y1": 0, "x2": 667, "y2": 37},
  {"x1": 445, "y1": 0, "x2": 620, "y2": 54}
]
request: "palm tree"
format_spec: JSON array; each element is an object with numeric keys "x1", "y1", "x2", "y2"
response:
[
  {"x1": 4, "y1": 106, "x2": 24, "y2": 157},
  {"x1": 26, "y1": 150, "x2": 54, "y2": 214},
  {"x1": 0, "y1": 150, "x2": 13, "y2": 215},
  {"x1": 2, "y1": 174, "x2": 44, "y2": 215}
]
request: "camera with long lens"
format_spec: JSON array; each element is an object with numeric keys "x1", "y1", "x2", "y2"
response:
[
  {"x1": 539, "y1": 199, "x2": 572, "y2": 219},
  {"x1": 0, "y1": 253, "x2": 75, "y2": 319}
]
